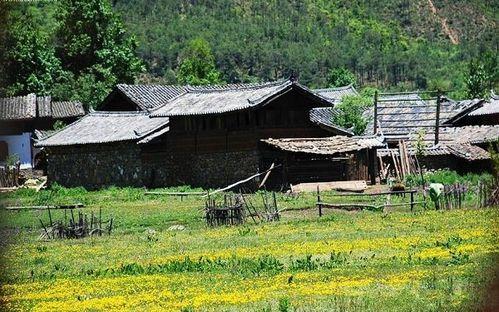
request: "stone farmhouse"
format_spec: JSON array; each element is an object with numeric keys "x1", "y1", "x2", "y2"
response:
[{"x1": 37, "y1": 79, "x2": 381, "y2": 189}]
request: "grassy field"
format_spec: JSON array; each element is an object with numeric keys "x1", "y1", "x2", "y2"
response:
[{"x1": 0, "y1": 186, "x2": 498, "y2": 311}]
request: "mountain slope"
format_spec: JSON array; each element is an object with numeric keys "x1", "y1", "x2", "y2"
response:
[{"x1": 113, "y1": 0, "x2": 497, "y2": 90}]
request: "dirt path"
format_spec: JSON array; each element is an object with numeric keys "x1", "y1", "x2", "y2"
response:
[{"x1": 427, "y1": 0, "x2": 459, "y2": 44}]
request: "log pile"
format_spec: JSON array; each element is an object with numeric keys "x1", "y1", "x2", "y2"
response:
[{"x1": 379, "y1": 140, "x2": 420, "y2": 181}]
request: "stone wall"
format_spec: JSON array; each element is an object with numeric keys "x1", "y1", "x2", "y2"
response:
[
  {"x1": 47, "y1": 143, "x2": 144, "y2": 189},
  {"x1": 47, "y1": 143, "x2": 261, "y2": 189},
  {"x1": 186, "y1": 150, "x2": 260, "y2": 188}
]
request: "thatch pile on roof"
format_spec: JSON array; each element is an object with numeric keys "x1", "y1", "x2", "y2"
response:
[
  {"x1": 0, "y1": 94, "x2": 85, "y2": 121},
  {"x1": 262, "y1": 136, "x2": 384, "y2": 155}
]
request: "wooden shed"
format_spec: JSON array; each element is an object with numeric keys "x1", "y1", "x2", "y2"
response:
[{"x1": 260, "y1": 136, "x2": 383, "y2": 188}]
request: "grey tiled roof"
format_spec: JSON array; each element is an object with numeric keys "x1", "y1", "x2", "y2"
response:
[
  {"x1": 115, "y1": 84, "x2": 188, "y2": 110},
  {"x1": 309, "y1": 107, "x2": 354, "y2": 135},
  {"x1": 313, "y1": 85, "x2": 359, "y2": 103},
  {"x1": 378, "y1": 125, "x2": 499, "y2": 161},
  {"x1": 37, "y1": 96, "x2": 53, "y2": 117},
  {"x1": 150, "y1": 79, "x2": 334, "y2": 117},
  {"x1": 0, "y1": 94, "x2": 37, "y2": 120},
  {"x1": 367, "y1": 94, "x2": 463, "y2": 137},
  {"x1": 468, "y1": 97, "x2": 499, "y2": 116},
  {"x1": 414, "y1": 125, "x2": 499, "y2": 145},
  {"x1": 35, "y1": 112, "x2": 169, "y2": 147},
  {"x1": 262, "y1": 136, "x2": 384, "y2": 155},
  {"x1": 50, "y1": 101, "x2": 86, "y2": 118},
  {"x1": 377, "y1": 143, "x2": 490, "y2": 161},
  {"x1": 0, "y1": 94, "x2": 85, "y2": 120}
]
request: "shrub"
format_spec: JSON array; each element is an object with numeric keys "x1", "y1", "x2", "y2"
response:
[{"x1": 405, "y1": 170, "x2": 492, "y2": 187}]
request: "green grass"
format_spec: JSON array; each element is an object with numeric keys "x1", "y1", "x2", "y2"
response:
[{"x1": 0, "y1": 186, "x2": 498, "y2": 311}]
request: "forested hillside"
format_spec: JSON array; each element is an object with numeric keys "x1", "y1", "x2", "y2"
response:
[
  {"x1": 1, "y1": 0, "x2": 497, "y2": 107},
  {"x1": 114, "y1": 0, "x2": 497, "y2": 89}
]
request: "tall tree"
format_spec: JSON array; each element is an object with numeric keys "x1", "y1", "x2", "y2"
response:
[
  {"x1": 333, "y1": 94, "x2": 372, "y2": 135},
  {"x1": 54, "y1": 0, "x2": 144, "y2": 107},
  {"x1": 56, "y1": 0, "x2": 143, "y2": 81},
  {"x1": 176, "y1": 38, "x2": 223, "y2": 86},
  {"x1": 466, "y1": 52, "x2": 498, "y2": 99},
  {"x1": 2, "y1": 6, "x2": 62, "y2": 96},
  {"x1": 327, "y1": 67, "x2": 357, "y2": 88},
  {"x1": 466, "y1": 59, "x2": 488, "y2": 99}
]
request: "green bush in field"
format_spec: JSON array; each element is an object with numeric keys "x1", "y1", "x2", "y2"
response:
[{"x1": 405, "y1": 170, "x2": 492, "y2": 187}]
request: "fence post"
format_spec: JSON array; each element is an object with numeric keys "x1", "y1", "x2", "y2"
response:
[
  {"x1": 374, "y1": 90, "x2": 378, "y2": 135},
  {"x1": 317, "y1": 185, "x2": 322, "y2": 217},
  {"x1": 410, "y1": 191, "x2": 414, "y2": 212}
]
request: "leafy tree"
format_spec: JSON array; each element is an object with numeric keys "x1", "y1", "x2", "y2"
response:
[
  {"x1": 176, "y1": 38, "x2": 223, "y2": 86},
  {"x1": 2, "y1": 8, "x2": 62, "y2": 96},
  {"x1": 327, "y1": 67, "x2": 356, "y2": 87},
  {"x1": 56, "y1": 0, "x2": 143, "y2": 81},
  {"x1": 466, "y1": 52, "x2": 498, "y2": 99},
  {"x1": 52, "y1": 0, "x2": 143, "y2": 107},
  {"x1": 466, "y1": 59, "x2": 488, "y2": 99},
  {"x1": 333, "y1": 94, "x2": 372, "y2": 135}
]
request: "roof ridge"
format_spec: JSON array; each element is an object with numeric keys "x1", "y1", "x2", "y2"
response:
[
  {"x1": 313, "y1": 84, "x2": 355, "y2": 92},
  {"x1": 0, "y1": 93, "x2": 37, "y2": 101},
  {"x1": 90, "y1": 110, "x2": 150, "y2": 116},
  {"x1": 117, "y1": 83, "x2": 186, "y2": 89},
  {"x1": 186, "y1": 79, "x2": 290, "y2": 94}
]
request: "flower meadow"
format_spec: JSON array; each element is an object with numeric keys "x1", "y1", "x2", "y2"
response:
[{"x1": 0, "y1": 189, "x2": 498, "y2": 311}]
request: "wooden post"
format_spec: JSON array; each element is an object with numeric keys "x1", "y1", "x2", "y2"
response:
[
  {"x1": 317, "y1": 185, "x2": 322, "y2": 217},
  {"x1": 435, "y1": 90, "x2": 441, "y2": 145},
  {"x1": 391, "y1": 150, "x2": 400, "y2": 179},
  {"x1": 47, "y1": 206, "x2": 53, "y2": 227},
  {"x1": 368, "y1": 149, "x2": 377, "y2": 185},
  {"x1": 410, "y1": 191, "x2": 414, "y2": 212},
  {"x1": 373, "y1": 90, "x2": 378, "y2": 135}
]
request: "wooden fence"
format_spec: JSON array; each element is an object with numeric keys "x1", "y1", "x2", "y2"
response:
[
  {"x1": 435, "y1": 184, "x2": 467, "y2": 210},
  {"x1": 477, "y1": 180, "x2": 499, "y2": 208},
  {"x1": 316, "y1": 186, "x2": 419, "y2": 216}
]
